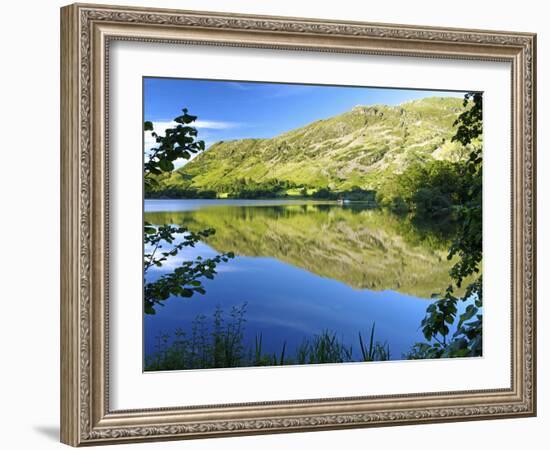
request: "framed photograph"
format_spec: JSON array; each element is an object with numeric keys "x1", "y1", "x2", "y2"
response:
[{"x1": 60, "y1": 3, "x2": 537, "y2": 446}]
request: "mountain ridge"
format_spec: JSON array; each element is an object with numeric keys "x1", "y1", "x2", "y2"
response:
[{"x1": 147, "y1": 96, "x2": 469, "y2": 196}]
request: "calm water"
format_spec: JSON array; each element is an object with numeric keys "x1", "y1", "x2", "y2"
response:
[{"x1": 144, "y1": 199, "x2": 462, "y2": 364}]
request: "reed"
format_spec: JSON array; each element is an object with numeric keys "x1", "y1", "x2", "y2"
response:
[{"x1": 145, "y1": 305, "x2": 391, "y2": 371}]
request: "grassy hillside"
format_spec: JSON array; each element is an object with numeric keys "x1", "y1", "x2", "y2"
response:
[{"x1": 147, "y1": 97, "x2": 469, "y2": 197}]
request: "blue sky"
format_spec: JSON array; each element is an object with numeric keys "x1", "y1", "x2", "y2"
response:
[{"x1": 144, "y1": 77, "x2": 467, "y2": 167}]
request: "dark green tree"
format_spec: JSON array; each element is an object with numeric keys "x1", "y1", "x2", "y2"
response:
[
  {"x1": 408, "y1": 92, "x2": 483, "y2": 359},
  {"x1": 143, "y1": 110, "x2": 234, "y2": 314},
  {"x1": 144, "y1": 109, "x2": 205, "y2": 190}
]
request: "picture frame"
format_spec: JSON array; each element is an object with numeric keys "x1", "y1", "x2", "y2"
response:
[{"x1": 60, "y1": 2, "x2": 537, "y2": 446}]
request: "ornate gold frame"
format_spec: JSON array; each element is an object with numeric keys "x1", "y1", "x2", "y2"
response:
[{"x1": 60, "y1": 3, "x2": 537, "y2": 446}]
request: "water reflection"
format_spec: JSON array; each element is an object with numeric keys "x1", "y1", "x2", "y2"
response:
[
  {"x1": 145, "y1": 200, "x2": 456, "y2": 298},
  {"x1": 144, "y1": 200, "x2": 463, "y2": 367}
]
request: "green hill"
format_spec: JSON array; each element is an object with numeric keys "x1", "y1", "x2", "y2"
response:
[{"x1": 147, "y1": 97, "x2": 469, "y2": 196}]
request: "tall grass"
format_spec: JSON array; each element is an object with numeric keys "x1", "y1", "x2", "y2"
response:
[
  {"x1": 358, "y1": 323, "x2": 391, "y2": 361},
  {"x1": 295, "y1": 330, "x2": 353, "y2": 364},
  {"x1": 145, "y1": 304, "x2": 391, "y2": 371}
]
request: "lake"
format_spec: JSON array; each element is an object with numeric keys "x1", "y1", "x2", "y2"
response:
[{"x1": 144, "y1": 199, "x2": 462, "y2": 368}]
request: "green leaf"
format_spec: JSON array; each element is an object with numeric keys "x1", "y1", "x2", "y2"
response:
[
  {"x1": 144, "y1": 226, "x2": 156, "y2": 235},
  {"x1": 159, "y1": 159, "x2": 174, "y2": 172}
]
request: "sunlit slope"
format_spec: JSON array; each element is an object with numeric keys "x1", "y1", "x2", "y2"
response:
[{"x1": 152, "y1": 97, "x2": 468, "y2": 193}]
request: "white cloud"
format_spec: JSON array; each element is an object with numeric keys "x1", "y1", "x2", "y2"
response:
[
  {"x1": 144, "y1": 131, "x2": 158, "y2": 151},
  {"x1": 194, "y1": 120, "x2": 240, "y2": 130},
  {"x1": 148, "y1": 120, "x2": 177, "y2": 135},
  {"x1": 146, "y1": 119, "x2": 241, "y2": 134},
  {"x1": 229, "y1": 82, "x2": 254, "y2": 91}
]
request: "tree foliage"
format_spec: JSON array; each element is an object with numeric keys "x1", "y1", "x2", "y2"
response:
[
  {"x1": 144, "y1": 109, "x2": 205, "y2": 190},
  {"x1": 143, "y1": 110, "x2": 233, "y2": 314},
  {"x1": 407, "y1": 92, "x2": 483, "y2": 358},
  {"x1": 143, "y1": 224, "x2": 234, "y2": 314},
  {"x1": 376, "y1": 159, "x2": 468, "y2": 218}
]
